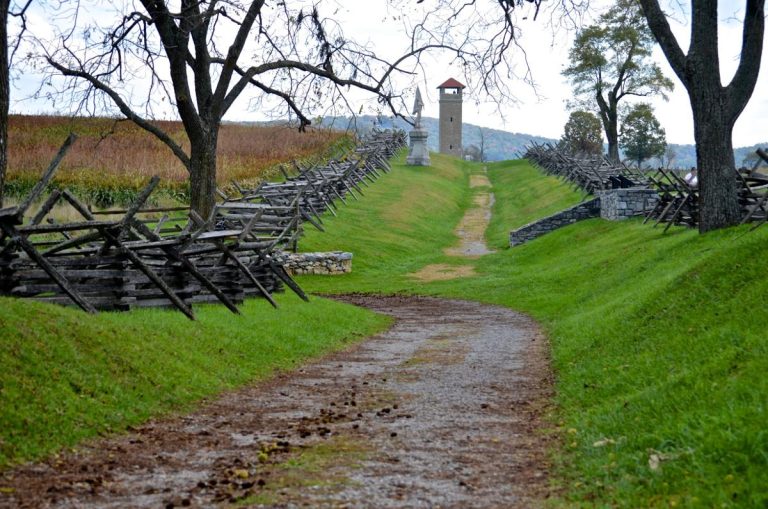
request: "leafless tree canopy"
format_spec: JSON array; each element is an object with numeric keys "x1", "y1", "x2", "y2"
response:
[
  {"x1": 22, "y1": 0, "x2": 590, "y2": 214},
  {"x1": 37, "y1": 0, "x2": 541, "y2": 213},
  {"x1": 388, "y1": 0, "x2": 589, "y2": 100},
  {"x1": 36, "y1": 0, "x2": 591, "y2": 125}
]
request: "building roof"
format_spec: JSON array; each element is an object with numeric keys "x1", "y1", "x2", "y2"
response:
[{"x1": 437, "y1": 78, "x2": 466, "y2": 89}]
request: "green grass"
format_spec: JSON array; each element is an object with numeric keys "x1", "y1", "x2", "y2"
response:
[
  {"x1": 298, "y1": 151, "x2": 475, "y2": 294},
  {"x1": 3, "y1": 151, "x2": 767, "y2": 507},
  {"x1": 297, "y1": 156, "x2": 768, "y2": 507},
  {"x1": 0, "y1": 292, "x2": 391, "y2": 468},
  {"x1": 484, "y1": 159, "x2": 586, "y2": 248}
]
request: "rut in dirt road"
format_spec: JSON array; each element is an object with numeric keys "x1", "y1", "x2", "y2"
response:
[{"x1": 1, "y1": 296, "x2": 554, "y2": 508}]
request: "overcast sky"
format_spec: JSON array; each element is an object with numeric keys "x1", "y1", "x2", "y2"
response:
[
  {"x1": 328, "y1": 0, "x2": 767, "y2": 147},
  {"x1": 10, "y1": 0, "x2": 767, "y2": 147}
]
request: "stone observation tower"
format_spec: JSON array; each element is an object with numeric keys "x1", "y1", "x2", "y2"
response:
[{"x1": 438, "y1": 78, "x2": 465, "y2": 157}]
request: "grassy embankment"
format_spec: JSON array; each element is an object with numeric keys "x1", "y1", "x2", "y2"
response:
[
  {"x1": 5, "y1": 115, "x2": 348, "y2": 206},
  {"x1": 2, "y1": 146, "x2": 766, "y2": 506},
  {"x1": 0, "y1": 294, "x2": 391, "y2": 468},
  {"x1": 297, "y1": 154, "x2": 767, "y2": 508},
  {"x1": 0, "y1": 115, "x2": 373, "y2": 469}
]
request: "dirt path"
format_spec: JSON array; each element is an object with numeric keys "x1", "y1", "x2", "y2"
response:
[
  {"x1": 444, "y1": 168, "x2": 496, "y2": 258},
  {"x1": 411, "y1": 167, "x2": 496, "y2": 282},
  {"x1": 1, "y1": 296, "x2": 554, "y2": 508}
]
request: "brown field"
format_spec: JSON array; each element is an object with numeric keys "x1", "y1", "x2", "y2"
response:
[{"x1": 7, "y1": 115, "x2": 347, "y2": 195}]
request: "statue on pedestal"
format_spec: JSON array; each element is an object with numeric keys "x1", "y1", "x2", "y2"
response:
[
  {"x1": 407, "y1": 86, "x2": 430, "y2": 166},
  {"x1": 413, "y1": 87, "x2": 424, "y2": 128}
]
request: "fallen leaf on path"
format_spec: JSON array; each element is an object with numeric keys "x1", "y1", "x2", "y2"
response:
[{"x1": 233, "y1": 469, "x2": 249, "y2": 479}]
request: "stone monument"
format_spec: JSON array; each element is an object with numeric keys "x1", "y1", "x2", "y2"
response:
[{"x1": 406, "y1": 86, "x2": 430, "y2": 166}]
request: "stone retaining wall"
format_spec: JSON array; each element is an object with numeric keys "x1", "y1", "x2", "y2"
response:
[
  {"x1": 279, "y1": 251, "x2": 353, "y2": 275},
  {"x1": 599, "y1": 188, "x2": 659, "y2": 220},
  {"x1": 509, "y1": 198, "x2": 601, "y2": 246},
  {"x1": 508, "y1": 188, "x2": 661, "y2": 247}
]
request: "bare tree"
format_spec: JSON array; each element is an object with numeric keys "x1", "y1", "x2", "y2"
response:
[
  {"x1": 639, "y1": 0, "x2": 764, "y2": 232},
  {"x1": 31, "y1": 0, "x2": 594, "y2": 215},
  {"x1": 39, "y1": 1, "x2": 518, "y2": 216},
  {"x1": 660, "y1": 144, "x2": 676, "y2": 168}
]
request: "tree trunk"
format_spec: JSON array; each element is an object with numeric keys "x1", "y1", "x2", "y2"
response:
[
  {"x1": 692, "y1": 100, "x2": 740, "y2": 232},
  {"x1": 639, "y1": 0, "x2": 764, "y2": 232},
  {"x1": 597, "y1": 93, "x2": 620, "y2": 163},
  {"x1": 188, "y1": 128, "x2": 219, "y2": 218},
  {"x1": 606, "y1": 117, "x2": 619, "y2": 163},
  {"x1": 602, "y1": 105, "x2": 620, "y2": 163},
  {"x1": 0, "y1": 0, "x2": 9, "y2": 208}
]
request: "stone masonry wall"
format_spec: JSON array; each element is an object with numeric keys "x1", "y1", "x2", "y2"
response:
[
  {"x1": 279, "y1": 251, "x2": 353, "y2": 276},
  {"x1": 598, "y1": 188, "x2": 659, "y2": 221},
  {"x1": 509, "y1": 198, "x2": 601, "y2": 247}
]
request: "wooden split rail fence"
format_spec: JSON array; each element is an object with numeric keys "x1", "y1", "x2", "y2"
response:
[
  {"x1": 0, "y1": 129, "x2": 406, "y2": 319},
  {"x1": 225, "y1": 129, "x2": 404, "y2": 239},
  {"x1": 642, "y1": 150, "x2": 768, "y2": 231},
  {"x1": 523, "y1": 143, "x2": 648, "y2": 194},
  {"x1": 523, "y1": 143, "x2": 768, "y2": 231}
]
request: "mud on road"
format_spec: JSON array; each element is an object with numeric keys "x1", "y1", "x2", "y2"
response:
[{"x1": 1, "y1": 296, "x2": 554, "y2": 508}]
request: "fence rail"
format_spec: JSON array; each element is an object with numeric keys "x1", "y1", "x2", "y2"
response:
[
  {"x1": 0, "y1": 129, "x2": 406, "y2": 319},
  {"x1": 522, "y1": 143, "x2": 648, "y2": 194},
  {"x1": 523, "y1": 143, "x2": 768, "y2": 231}
]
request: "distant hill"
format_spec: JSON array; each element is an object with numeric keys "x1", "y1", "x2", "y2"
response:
[
  {"x1": 641, "y1": 143, "x2": 767, "y2": 169},
  {"x1": 313, "y1": 115, "x2": 767, "y2": 168},
  {"x1": 316, "y1": 116, "x2": 557, "y2": 161}
]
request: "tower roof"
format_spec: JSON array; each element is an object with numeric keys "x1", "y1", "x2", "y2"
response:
[{"x1": 437, "y1": 78, "x2": 466, "y2": 89}]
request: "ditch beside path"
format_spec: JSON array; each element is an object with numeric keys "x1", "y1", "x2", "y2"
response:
[{"x1": 1, "y1": 296, "x2": 554, "y2": 508}]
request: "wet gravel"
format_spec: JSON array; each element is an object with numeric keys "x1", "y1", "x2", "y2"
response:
[{"x1": 1, "y1": 296, "x2": 554, "y2": 508}]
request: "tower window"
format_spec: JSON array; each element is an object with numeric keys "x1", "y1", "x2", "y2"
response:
[
  {"x1": 450, "y1": 116, "x2": 453, "y2": 122},
  {"x1": 450, "y1": 144, "x2": 453, "y2": 150}
]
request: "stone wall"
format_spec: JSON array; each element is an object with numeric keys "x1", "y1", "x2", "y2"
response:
[
  {"x1": 598, "y1": 188, "x2": 659, "y2": 221},
  {"x1": 509, "y1": 198, "x2": 601, "y2": 246},
  {"x1": 278, "y1": 251, "x2": 353, "y2": 276}
]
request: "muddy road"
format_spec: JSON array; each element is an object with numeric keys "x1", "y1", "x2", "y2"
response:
[{"x1": 1, "y1": 296, "x2": 554, "y2": 508}]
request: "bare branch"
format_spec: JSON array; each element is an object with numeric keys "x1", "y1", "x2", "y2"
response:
[{"x1": 45, "y1": 56, "x2": 191, "y2": 168}]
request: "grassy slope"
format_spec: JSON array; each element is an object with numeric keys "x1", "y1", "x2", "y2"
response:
[
  {"x1": 299, "y1": 156, "x2": 768, "y2": 507},
  {"x1": 0, "y1": 293, "x2": 390, "y2": 468},
  {"x1": 298, "y1": 152, "x2": 475, "y2": 294},
  {"x1": 2, "y1": 149, "x2": 766, "y2": 506},
  {"x1": 484, "y1": 159, "x2": 585, "y2": 248}
]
